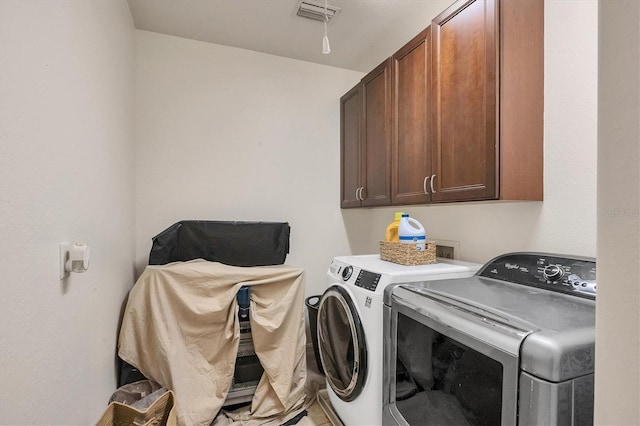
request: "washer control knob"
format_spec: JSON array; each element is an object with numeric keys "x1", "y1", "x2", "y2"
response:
[
  {"x1": 543, "y1": 264, "x2": 565, "y2": 282},
  {"x1": 342, "y1": 265, "x2": 353, "y2": 281}
]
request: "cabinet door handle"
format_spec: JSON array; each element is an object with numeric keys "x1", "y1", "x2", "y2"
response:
[
  {"x1": 355, "y1": 187, "x2": 360, "y2": 201},
  {"x1": 430, "y1": 174, "x2": 436, "y2": 193},
  {"x1": 359, "y1": 187, "x2": 366, "y2": 200},
  {"x1": 423, "y1": 176, "x2": 430, "y2": 194}
]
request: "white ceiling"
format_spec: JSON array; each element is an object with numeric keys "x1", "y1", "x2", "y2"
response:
[{"x1": 127, "y1": 0, "x2": 454, "y2": 72}]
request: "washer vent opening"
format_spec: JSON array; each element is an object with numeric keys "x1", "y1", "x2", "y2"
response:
[{"x1": 296, "y1": 0, "x2": 341, "y2": 22}]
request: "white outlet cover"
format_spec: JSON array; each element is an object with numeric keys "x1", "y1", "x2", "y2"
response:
[{"x1": 59, "y1": 243, "x2": 70, "y2": 280}]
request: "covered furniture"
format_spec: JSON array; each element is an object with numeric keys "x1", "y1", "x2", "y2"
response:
[{"x1": 118, "y1": 221, "x2": 306, "y2": 425}]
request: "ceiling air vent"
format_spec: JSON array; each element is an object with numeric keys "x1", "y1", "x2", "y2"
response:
[{"x1": 296, "y1": 0, "x2": 341, "y2": 22}]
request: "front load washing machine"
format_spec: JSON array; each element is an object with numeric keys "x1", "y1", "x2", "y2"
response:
[{"x1": 317, "y1": 255, "x2": 481, "y2": 426}]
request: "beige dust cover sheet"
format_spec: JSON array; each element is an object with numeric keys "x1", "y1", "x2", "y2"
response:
[{"x1": 118, "y1": 260, "x2": 307, "y2": 426}]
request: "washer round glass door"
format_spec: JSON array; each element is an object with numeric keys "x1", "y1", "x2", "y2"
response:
[{"x1": 317, "y1": 285, "x2": 367, "y2": 402}]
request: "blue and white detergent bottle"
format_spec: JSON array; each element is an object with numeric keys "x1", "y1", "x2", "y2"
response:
[{"x1": 398, "y1": 214, "x2": 426, "y2": 251}]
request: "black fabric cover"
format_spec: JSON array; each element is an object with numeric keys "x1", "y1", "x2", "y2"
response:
[{"x1": 148, "y1": 220, "x2": 290, "y2": 266}]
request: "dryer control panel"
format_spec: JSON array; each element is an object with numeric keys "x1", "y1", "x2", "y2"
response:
[{"x1": 479, "y1": 252, "x2": 596, "y2": 299}]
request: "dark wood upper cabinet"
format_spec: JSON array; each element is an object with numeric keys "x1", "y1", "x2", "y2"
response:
[
  {"x1": 340, "y1": 59, "x2": 392, "y2": 208},
  {"x1": 340, "y1": 0, "x2": 543, "y2": 208},
  {"x1": 362, "y1": 59, "x2": 392, "y2": 206},
  {"x1": 498, "y1": 0, "x2": 544, "y2": 201},
  {"x1": 431, "y1": 0, "x2": 498, "y2": 202},
  {"x1": 431, "y1": 0, "x2": 543, "y2": 202},
  {"x1": 340, "y1": 84, "x2": 362, "y2": 208},
  {"x1": 392, "y1": 27, "x2": 432, "y2": 205}
]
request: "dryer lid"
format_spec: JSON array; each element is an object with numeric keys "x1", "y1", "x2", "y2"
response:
[{"x1": 396, "y1": 274, "x2": 596, "y2": 381}]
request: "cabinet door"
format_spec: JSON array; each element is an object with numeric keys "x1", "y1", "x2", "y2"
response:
[
  {"x1": 392, "y1": 28, "x2": 431, "y2": 205},
  {"x1": 361, "y1": 59, "x2": 392, "y2": 207},
  {"x1": 431, "y1": 0, "x2": 498, "y2": 202},
  {"x1": 340, "y1": 84, "x2": 362, "y2": 208}
]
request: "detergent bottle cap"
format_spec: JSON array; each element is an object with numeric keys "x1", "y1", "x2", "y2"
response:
[{"x1": 394, "y1": 212, "x2": 405, "y2": 221}]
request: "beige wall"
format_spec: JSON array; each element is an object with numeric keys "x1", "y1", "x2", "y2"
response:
[
  {"x1": 0, "y1": 1, "x2": 136, "y2": 424},
  {"x1": 0, "y1": 0, "x2": 637, "y2": 423},
  {"x1": 596, "y1": 0, "x2": 640, "y2": 424},
  {"x1": 134, "y1": 31, "x2": 364, "y2": 295}
]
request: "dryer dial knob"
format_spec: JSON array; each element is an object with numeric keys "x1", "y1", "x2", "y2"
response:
[
  {"x1": 543, "y1": 264, "x2": 565, "y2": 282},
  {"x1": 342, "y1": 266, "x2": 353, "y2": 281}
]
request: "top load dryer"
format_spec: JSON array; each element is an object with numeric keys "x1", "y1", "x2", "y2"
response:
[
  {"x1": 383, "y1": 252, "x2": 597, "y2": 426},
  {"x1": 317, "y1": 254, "x2": 481, "y2": 426}
]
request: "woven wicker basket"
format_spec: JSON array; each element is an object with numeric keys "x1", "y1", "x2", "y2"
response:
[{"x1": 380, "y1": 240, "x2": 436, "y2": 266}]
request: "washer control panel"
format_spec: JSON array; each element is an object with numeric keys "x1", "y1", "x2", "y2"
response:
[
  {"x1": 479, "y1": 252, "x2": 596, "y2": 299},
  {"x1": 329, "y1": 260, "x2": 381, "y2": 292},
  {"x1": 354, "y1": 269, "x2": 381, "y2": 292}
]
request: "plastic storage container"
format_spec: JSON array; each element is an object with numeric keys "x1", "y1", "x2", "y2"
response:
[
  {"x1": 398, "y1": 214, "x2": 426, "y2": 251},
  {"x1": 385, "y1": 212, "x2": 405, "y2": 242}
]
